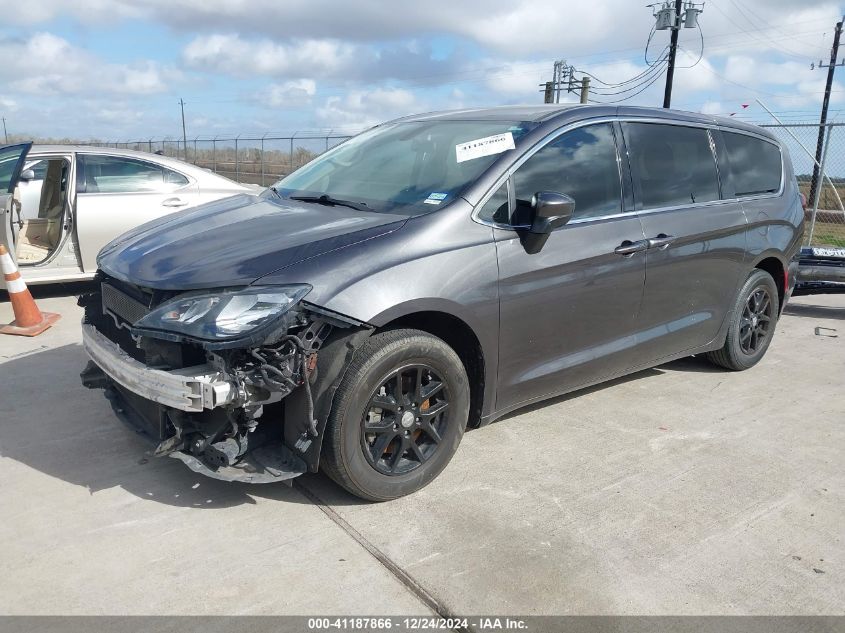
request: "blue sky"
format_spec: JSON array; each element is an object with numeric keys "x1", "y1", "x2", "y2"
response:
[{"x1": 0, "y1": 0, "x2": 842, "y2": 141}]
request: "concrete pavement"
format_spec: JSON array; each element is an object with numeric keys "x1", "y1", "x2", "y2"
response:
[{"x1": 0, "y1": 289, "x2": 842, "y2": 615}]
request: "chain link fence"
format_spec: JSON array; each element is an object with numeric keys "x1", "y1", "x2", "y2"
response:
[
  {"x1": 86, "y1": 132, "x2": 360, "y2": 187},
  {"x1": 90, "y1": 124, "x2": 845, "y2": 249},
  {"x1": 761, "y1": 123, "x2": 845, "y2": 249}
]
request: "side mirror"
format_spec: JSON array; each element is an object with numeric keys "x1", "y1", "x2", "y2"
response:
[
  {"x1": 19, "y1": 169, "x2": 35, "y2": 183},
  {"x1": 530, "y1": 191, "x2": 575, "y2": 234}
]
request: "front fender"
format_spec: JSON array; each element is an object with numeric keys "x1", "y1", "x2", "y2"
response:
[{"x1": 283, "y1": 324, "x2": 373, "y2": 472}]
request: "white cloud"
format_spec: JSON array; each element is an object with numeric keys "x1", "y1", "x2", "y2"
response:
[
  {"x1": 184, "y1": 35, "x2": 355, "y2": 78},
  {"x1": 1, "y1": 0, "x2": 841, "y2": 137},
  {"x1": 672, "y1": 55, "x2": 719, "y2": 94},
  {"x1": 0, "y1": 0, "x2": 141, "y2": 24},
  {"x1": 315, "y1": 88, "x2": 418, "y2": 128},
  {"x1": 478, "y1": 61, "x2": 547, "y2": 98},
  {"x1": 0, "y1": 33, "x2": 174, "y2": 96},
  {"x1": 699, "y1": 100, "x2": 723, "y2": 115},
  {"x1": 266, "y1": 79, "x2": 318, "y2": 107},
  {"x1": 724, "y1": 56, "x2": 810, "y2": 87}
]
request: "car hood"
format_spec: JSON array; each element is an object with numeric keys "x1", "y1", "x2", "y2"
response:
[{"x1": 97, "y1": 193, "x2": 408, "y2": 290}]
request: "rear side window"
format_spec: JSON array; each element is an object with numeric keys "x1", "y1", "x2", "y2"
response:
[
  {"x1": 722, "y1": 132, "x2": 782, "y2": 197},
  {"x1": 79, "y1": 155, "x2": 189, "y2": 194},
  {"x1": 624, "y1": 123, "x2": 720, "y2": 209}
]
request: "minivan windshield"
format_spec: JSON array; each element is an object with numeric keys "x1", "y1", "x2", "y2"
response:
[{"x1": 271, "y1": 120, "x2": 537, "y2": 214}]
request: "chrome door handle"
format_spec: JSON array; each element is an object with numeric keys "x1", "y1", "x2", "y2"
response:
[
  {"x1": 614, "y1": 239, "x2": 650, "y2": 256},
  {"x1": 647, "y1": 234, "x2": 675, "y2": 250},
  {"x1": 161, "y1": 197, "x2": 188, "y2": 208}
]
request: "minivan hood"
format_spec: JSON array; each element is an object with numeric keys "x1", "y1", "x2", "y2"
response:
[{"x1": 97, "y1": 193, "x2": 407, "y2": 290}]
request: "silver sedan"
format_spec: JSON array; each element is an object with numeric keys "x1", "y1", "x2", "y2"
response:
[{"x1": 1, "y1": 144, "x2": 257, "y2": 285}]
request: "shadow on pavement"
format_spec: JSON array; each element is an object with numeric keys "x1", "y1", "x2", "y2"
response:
[
  {"x1": 495, "y1": 367, "x2": 664, "y2": 424},
  {"x1": 0, "y1": 341, "x2": 724, "y2": 511},
  {"x1": 658, "y1": 355, "x2": 725, "y2": 373},
  {"x1": 0, "y1": 342, "x2": 340, "y2": 510},
  {"x1": 783, "y1": 303, "x2": 845, "y2": 321},
  {"x1": 0, "y1": 281, "x2": 97, "y2": 303}
]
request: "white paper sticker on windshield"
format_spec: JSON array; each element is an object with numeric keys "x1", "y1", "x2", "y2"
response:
[{"x1": 455, "y1": 132, "x2": 515, "y2": 163}]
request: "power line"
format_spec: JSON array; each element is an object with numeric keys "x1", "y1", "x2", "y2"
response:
[
  {"x1": 588, "y1": 61, "x2": 669, "y2": 96},
  {"x1": 676, "y1": 23, "x2": 705, "y2": 69},
  {"x1": 577, "y1": 48, "x2": 669, "y2": 88},
  {"x1": 590, "y1": 66, "x2": 668, "y2": 104},
  {"x1": 714, "y1": 0, "x2": 811, "y2": 61}
]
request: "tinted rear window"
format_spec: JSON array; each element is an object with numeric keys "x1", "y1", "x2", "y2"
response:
[
  {"x1": 624, "y1": 122, "x2": 720, "y2": 209},
  {"x1": 722, "y1": 132, "x2": 782, "y2": 197}
]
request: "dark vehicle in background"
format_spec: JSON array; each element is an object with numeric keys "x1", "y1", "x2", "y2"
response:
[{"x1": 75, "y1": 105, "x2": 803, "y2": 500}]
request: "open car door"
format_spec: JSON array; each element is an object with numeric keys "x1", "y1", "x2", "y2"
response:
[{"x1": 0, "y1": 142, "x2": 33, "y2": 263}]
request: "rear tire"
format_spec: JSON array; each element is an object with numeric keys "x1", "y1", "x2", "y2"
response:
[
  {"x1": 321, "y1": 329, "x2": 469, "y2": 501},
  {"x1": 706, "y1": 269, "x2": 779, "y2": 371}
]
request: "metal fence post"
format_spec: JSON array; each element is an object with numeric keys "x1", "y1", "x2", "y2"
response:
[
  {"x1": 290, "y1": 132, "x2": 297, "y2": 174},
  {"x1": 235, "y1": 135, "x2": 240, "y2": 182},
  {"x1": 212, "y1": 137, "x2": 217, "y2": 173},
  {"x1": 808, "y1": 124, "x2": 835, "y2": 246},
  {"x1": 261, "y1": 133, "x2": 266, "y2": 186}
]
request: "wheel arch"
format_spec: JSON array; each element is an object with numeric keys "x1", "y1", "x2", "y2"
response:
[
  {"x1": 376, "y1": 310, "x2": 487, "y2": 429},
  {"x1": 752, "y1": 253, "x2": 787, "y2": 310}
]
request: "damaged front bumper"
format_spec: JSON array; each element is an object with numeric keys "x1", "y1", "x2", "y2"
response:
[
  {"x1": 82, "y1": 323, "x2": 236, "y2": 413},
  {"x1": 79, "y1": 277, "x2": 371, "y2": 484}
]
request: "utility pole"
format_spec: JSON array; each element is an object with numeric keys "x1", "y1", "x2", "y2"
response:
[
  {"x1": 553, "y1": 60, "x2": 565, "y2": 103},
  {"x1": 2, "y1": 117, "x2": 7, "y2": 144},
  {"x1": 539, "y1": 60, "x2": 568, "y2": 104},
  {"x1": 540, "y1": 62, "x2": 589, "y2": 104},
  {"x1": 179, "y1": 98, "x2": 188, "y2": 161},
  {"x1": 580, "y1": 77, "x2": 590, "y2": 104},
  {"x1": 651, "y1": 0, "x2": 702, "y2": 108},
  {"x1": 543, "y1": 81, "x2": 554, "y2": 104},
  {"x1": 809, "y1": 17, "x2": 844, "y2": 209},
  {"x1": 662, "y1": 0, "x2": 683, "y2": 108}
]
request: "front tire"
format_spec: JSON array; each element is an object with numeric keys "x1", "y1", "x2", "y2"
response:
[
  {"x1": 321, "y1": 329, "x2": 469, "y2": 501},
  {"x1": 706, "y1": 269, "x2": 779, "y2": 371}
]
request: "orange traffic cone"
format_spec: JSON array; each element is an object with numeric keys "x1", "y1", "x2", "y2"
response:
[{"x1": 0, "y1": 243, "x2": 61, "y2": 336}]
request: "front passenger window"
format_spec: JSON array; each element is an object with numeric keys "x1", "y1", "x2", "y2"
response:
[
  {"x1": 477, "y1": 182, "x2": 509, "y2": 224},
  {"x1": 511, "y1": 123, "x2": 622, "y2": 225}
]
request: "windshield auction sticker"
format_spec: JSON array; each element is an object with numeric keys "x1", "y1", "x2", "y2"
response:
[{"x1": 455, "y1": 132, "x2": 515, "y2": 163}]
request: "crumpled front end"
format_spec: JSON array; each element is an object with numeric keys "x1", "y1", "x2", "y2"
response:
[{"x1": 79, "y1": 273, "x2": 370, "y2": 484}]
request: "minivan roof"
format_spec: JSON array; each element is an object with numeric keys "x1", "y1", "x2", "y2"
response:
[{"x1": 390, "y1": 104, "x2": 777, "y2": 142}]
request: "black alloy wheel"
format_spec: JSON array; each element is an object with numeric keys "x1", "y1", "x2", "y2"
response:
[
  {"x1": 361, "y1": 364, "x2": 450, "y2": 476},
  {"x1": 739, "y1": 286, "x2": 774, "y2": 355},
  {"x1": 321, "y1": 329, "x2": 469, "y2": 501},
  {"x1": 706, "y1": 269, "x2": 780, "y2": 371}
]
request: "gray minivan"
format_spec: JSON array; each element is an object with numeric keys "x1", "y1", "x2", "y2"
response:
[{"x1": 77, "y1": 105, "x2": 803, "y2": 500}]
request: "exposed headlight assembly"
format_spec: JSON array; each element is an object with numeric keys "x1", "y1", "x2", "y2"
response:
[{"x1": 133, "y1": 285, "x2": 312, "y2": 348}]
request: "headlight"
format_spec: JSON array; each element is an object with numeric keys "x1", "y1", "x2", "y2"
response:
[{"x1": 133, "y1": 285, "x2": 311, "y2": 344}]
